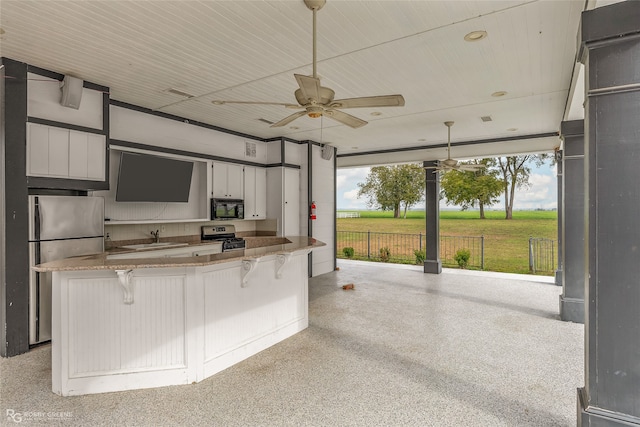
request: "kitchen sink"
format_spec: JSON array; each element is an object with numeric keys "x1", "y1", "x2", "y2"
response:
[{"x1": 120, "y1": 242, "x2": 189, "y2": 250}]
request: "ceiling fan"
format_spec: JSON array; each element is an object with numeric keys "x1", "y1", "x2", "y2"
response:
[
  {"x1": 211, "y1": 0, "x2": 405, "y2": 129},
  {"x1": 426, "y1": 121, "x2": 486, "y2": 172}
]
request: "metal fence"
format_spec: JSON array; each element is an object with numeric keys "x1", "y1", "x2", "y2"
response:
[
  {"x1": 528, "y1": 237, "x2": 556, "y2": 273},
  {"x1": 337, "y1": 230, "x2": 484, "y2": 269}
]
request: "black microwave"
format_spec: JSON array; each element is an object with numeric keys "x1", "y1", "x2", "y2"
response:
[{"x1": 211, "y1": 198, "x2": 244, "y2": 220}]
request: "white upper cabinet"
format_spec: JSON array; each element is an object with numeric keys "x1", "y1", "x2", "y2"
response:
[
  {"x1": 27, "y1": 123, "x2": 106, "y2": 181},
  {"x1": 244, "y1": 166, "x2": 266, "y2": 219},
  {"x1": 212, "y1": 162, "x2": 243, "y2": 199}
]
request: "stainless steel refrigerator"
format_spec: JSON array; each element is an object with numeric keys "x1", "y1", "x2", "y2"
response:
[{"x1": 28, "y1": 195, "x2": 104, "y2": 345}]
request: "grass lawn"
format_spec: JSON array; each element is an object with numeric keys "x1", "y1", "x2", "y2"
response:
[{"x1": 336, "y1": 210, "x2": 558, "y2": 275}]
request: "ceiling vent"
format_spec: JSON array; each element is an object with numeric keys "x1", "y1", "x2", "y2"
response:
[
  {"x1": 258, "y1": 118, "x2": 274, "y2": 125},
  {"x1": 481, "y1": 116, "x2": 493, "y2": 122},
  {"x1": 245, "y1": 141, "x2": 257, "y2": 158}
]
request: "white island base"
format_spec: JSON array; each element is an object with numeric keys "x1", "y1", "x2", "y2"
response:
[{"x1": 51, "y1": 250, "x2": 310, "y2": 396}]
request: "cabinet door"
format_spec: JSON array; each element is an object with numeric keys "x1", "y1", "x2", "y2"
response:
[
  {"x1": 86, "y1": 134, "x2": 106, "y2": 180},
  {"x1": 226, "y1": 164, "x2": 244, "y2": 199},
  {"x1": 212, "y1": 162, "x2": 228, "y2": 198},
  {"x1": 48, "y1": 127, "x2": 70, "y2": 177},
  {"x1": 283, "y1": 168, "x2": 300, "y2": 236},
  {"x1": 27, "y1": 123, "x2": 50, "y2": 176},
  {"x1": 244, "y1": 166, "x2": 257, "y2": 218},
  {"x1": 68, "y1": 131, "x2": 89, "y2": 178},
  {"x1": 254, "y1": 167, "x2": 267, "y2": 219}
]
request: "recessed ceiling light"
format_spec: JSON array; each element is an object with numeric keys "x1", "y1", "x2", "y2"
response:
[
  {"x1": 464, "y1": 30, "x2": 487, "y2": 42},
  {"x1": 370, "y1": 112, "x2": 382, "y2": 116},
  {"x1": 507, "y1": 128, "x2": 518, "y2": 132},
  {"x1": 491, "y1": 91, "x2": 507, "y2": 97},
  {"x1": 212, "y1": 100, "x2": 225, "y2": 105},
  {"x1": 481, "y1": 116, "x2": 492, "y2": 122}
]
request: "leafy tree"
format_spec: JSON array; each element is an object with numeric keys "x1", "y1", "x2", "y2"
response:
[
  {"x1": 439, "y1": 159, "x2": 502, "y2": 219},
  {"x1": 357, "y1": 164, "x2": 424, "y2": 218},
  {"x1": 493, "y1": 155, "x2": 551, "y2": 219}
]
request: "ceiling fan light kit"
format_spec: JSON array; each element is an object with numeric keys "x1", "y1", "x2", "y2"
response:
[{"x1": 210, "y1": 0, "x2": 404, "y2": 129}]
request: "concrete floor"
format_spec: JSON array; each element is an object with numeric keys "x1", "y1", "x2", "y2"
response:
[{"x1": 0, "y1": 260, "x2": 583, "y2": 426}]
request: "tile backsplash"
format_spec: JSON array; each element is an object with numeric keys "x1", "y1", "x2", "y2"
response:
[{"x1": 105, "y1": 219, "x2": 277, "y2": 243}]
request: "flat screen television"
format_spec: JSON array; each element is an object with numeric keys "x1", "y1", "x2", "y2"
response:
[{"x1": 115, "y1": 152, "x2": 194, "y2": 202}]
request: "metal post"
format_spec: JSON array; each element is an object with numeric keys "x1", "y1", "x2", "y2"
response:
[
  {"x1": 419, "y1": 233, "x2": 422, "y2": 251},
  {"x1": 481, "y1": 235, "x2": 485, "y2": 270},
  {"x1": 367, "y1": 230, "x2": 371, "y2": 259},
  {"x1": 528, "y1": 237, "x2": 534, "y2": 273}
]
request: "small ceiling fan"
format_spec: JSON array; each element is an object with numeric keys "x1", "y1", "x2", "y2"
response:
[
  {"x1": 426, "y1": 121, "x2": 486, "y2": 172},
  {"x1": 211, "y1": 0, "x2": 405, "y2": 129}
]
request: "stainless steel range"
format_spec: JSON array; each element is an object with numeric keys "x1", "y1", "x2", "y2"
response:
[{"x1": 201, "y1": 225, "x2": 246, "y2": 252}]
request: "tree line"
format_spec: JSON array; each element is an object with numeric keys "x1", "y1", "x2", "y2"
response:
[{"x1": 356, "y1": 154, "x2": 552, "y2": 219}]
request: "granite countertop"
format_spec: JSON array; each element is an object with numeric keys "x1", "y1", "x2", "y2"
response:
[{"x1": 33, "y1": 236, "x2": 326, "y2": 272}]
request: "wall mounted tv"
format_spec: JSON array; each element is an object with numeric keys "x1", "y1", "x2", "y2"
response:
[{"x1": 115, "y1": 152, "x2": 194, "y2": 203}]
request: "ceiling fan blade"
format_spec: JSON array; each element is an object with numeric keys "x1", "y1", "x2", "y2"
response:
[
  {"x1": 328, "y1": 94, "x2": 405, "y2": 109},
  {"x1": 324, "y1": 109, "x2": 368, "y2": 128},
  {"x1": 211, "y1": 100, "x2": 301, "y2": 108},
  {"x1": 294, "y1": 74, "x2": 321, "y2": 103},
  {"x1": 270, "y1": 110, "x2": 308, "y2": 128},
  {"x1": 458, "y1": 164, "x2": 486, "y2": 171}
]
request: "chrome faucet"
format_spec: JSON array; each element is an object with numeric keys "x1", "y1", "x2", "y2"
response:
[{"x1": 151, "y1": 230, "x2": 160, "y2": 243}]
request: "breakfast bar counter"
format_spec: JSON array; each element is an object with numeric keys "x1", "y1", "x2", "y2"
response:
[{"x1": 36, "y1": 237, "x2": 325, "y2": 396}]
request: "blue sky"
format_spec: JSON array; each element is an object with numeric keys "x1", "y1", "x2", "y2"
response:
[{"x1": 337, "y1": 162, "x2": 558, "y2": 211}]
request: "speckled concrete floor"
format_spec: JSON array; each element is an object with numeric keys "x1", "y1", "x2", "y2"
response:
[{"x1": 0, "y1": 261, "x2": 583, "y2": 426}]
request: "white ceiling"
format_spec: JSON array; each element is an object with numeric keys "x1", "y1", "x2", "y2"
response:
[{"x1": 1, "y1": 0, "x2": 587, "y2": 167}]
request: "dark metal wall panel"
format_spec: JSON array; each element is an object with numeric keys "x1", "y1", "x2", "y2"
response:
[
  {"x1": 423, "y1": 160, "x2": 441, "y2": 274},
  {"x1": 579, "y1": 2, "x2": 640, "y2": 423},
  {"x1": 554, "y1": 149, "x2": 563, "y2": 287},
  {"x1": 560, "y1": 131, "x2": 585, "y2": 323},
  {"x1": 591, "y1": 90, "x2": 640, "y2": 415},
  {"x1": 0, "y1": 58, "x2": 30, "y2": 357}
]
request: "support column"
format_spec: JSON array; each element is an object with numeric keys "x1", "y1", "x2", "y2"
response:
[
  {"x1": 559, "y1": 121, "x2": 585, "y2": 324},
  {"x1": 554, "y1": 149, "x2": 563, "y2": 287},
  {"x1": 422, "y1": 160, "x2": 441, "y2": 274},
  {"x1": 0, "y1": 58, "x2": 30, "y2": 357},
  {"x1": 578, "y1": 2, "x2": 640, "y2": 425}
]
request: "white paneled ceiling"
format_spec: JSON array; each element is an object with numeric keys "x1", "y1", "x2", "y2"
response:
[{"x1": 0, "y1": 0, "x2": 586, "y2": 166}]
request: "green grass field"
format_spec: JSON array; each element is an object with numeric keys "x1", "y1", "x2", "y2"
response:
[{"x1": 336, "y1": 210, "x2": 558, "y2": 275}]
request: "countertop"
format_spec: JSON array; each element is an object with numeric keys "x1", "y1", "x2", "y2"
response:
[{"x1": 33, "y1": 236, "x2": 325, "y2": 272}]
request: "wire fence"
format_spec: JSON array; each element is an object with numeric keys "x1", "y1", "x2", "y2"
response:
[
  {"x1": 528, "y1": 237, "x2": 556, "y2": 273},
  {"x1": 337, "y1": 230, "x2": 484, "y2": 269}
]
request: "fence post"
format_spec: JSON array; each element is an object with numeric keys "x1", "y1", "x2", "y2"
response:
[
  {"x1": 367, "y1": 230, "x2": 371, "y2": 259},
  {"x1": 481, "y1": 235, "x2": 485, "y2": 270},
  {"x1": 419, "y1": 233, "x2": 423, "y2": 251},
  {"x1": 529, "y1": 237, "x2": 534, "y2": 273}
]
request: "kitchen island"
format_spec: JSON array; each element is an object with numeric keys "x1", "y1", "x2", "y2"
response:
[{"x1": 34, "y1": 237, "x2": 325, "y2": 396}]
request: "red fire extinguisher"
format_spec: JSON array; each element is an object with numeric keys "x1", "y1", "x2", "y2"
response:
[{"x1": 310, "y1": 201, "x2": 317, "y2": 220}]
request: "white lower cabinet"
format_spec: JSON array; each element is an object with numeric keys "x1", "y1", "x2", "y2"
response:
[
  {"x1": 51, "y1": 250, "x2": 310, "y2": 396},
  {"x1": 27, "y1": 122, "x2": 106, "y2": 182}
]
